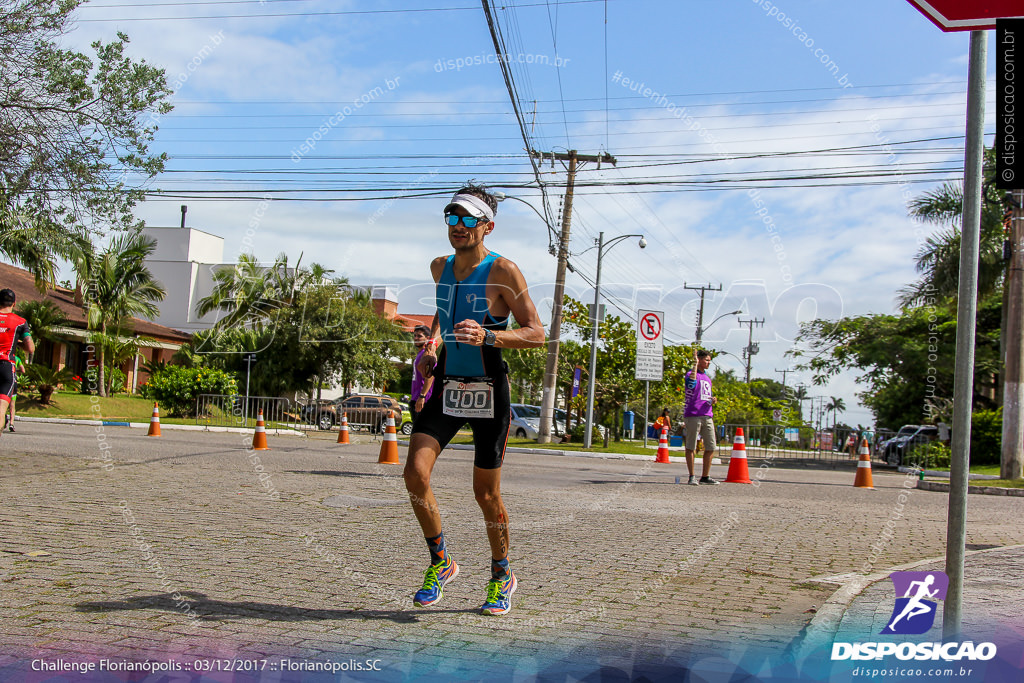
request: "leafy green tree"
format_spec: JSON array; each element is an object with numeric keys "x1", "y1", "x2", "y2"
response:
[
  {"x1": 196, "y1": 252, "x2": 340, "y2": 331},
  {"x1": 505, "y1": 345, "x2": 546, "y2": 404},
  {"x1": 1, "y1": 0, "x2": 172, "y2": 282},
  {"x1": 14, "y1": 299, "x2": 67, "y2": 346},
  {"x1": 77, "y1": 233, "x2": 166, "y2": 396},
  {"x1": 561, "y1": 297, "x2": 642, "y2": 436},
  {"x1": 900, "y1": 148, "x2": 1008, "y2": 307},
  {"x1": 790, "y1": 300, "x2": 1001, "y2": 429},
  {"x1": 193, "y1": 280, "x2": 402, "y2": 398}
]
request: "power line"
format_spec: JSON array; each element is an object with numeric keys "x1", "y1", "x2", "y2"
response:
[{"x1": 76, "y1": 0, "x2": 612, "y2": 21}]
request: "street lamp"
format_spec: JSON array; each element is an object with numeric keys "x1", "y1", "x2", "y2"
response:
[
  {"x1": 582, "y1": 231, "x2": 645, "y2": 448},
  {"x1": 696, "y1": 310, "x2": 742, "y2": 346}
]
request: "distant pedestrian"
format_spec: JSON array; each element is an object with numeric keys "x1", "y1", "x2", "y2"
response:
[
  {"x1": 846, "y1": 433, "x2": 857, "y2": 458},
  {"x1": 654, "y1": 408, "x2": 671, "y2": 434},
  {"x1": 0, "y1": 289, "x2": 35, "y2": 437},
  {"x1": 4, "y1": 352, "x2": 26, "y2": 432},
  {"x1": 409, "y1": 324, "x2": 435, "y2": 422},
  {"x1": 684, "y1": 348, "x2": 718, "y2": 485}
]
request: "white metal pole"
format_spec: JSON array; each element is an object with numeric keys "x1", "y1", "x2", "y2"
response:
[
  {"x1": 584, "y1": 232, "x2": 604, "y2": 449},
  {"x1": 644, "y1": 380, "x2": 650, "y2": 448},
  {"x1": 944, "y1": 29, "x2": 987, "y2": 642}
]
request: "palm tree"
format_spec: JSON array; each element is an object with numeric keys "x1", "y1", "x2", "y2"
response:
[
  {"x1": 196, "y1": 252, "x2": 339, "y2": 331},
  {"x1": 899, "y1": 171, "x2": 1007, "y2": 308},
  {"x1": 826, "y1": 396, "x2": 846, "y2": 432},
  {"x1": 14, "y1": 300, "x2": 68, "y2": 346},
  {"x1": 196, "y1": 253, "x2": 277, "y2": 330},
  {"x1": 0, "y1": 212, "x2": 86, "y2": 289},
  {"x1": 76, "y1": 233, "x2": 166, "y2": 396}
]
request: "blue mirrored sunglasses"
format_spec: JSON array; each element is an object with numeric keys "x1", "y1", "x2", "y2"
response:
[{"x1": 445, "y1": 213, "x2": 485, "y2": 228}]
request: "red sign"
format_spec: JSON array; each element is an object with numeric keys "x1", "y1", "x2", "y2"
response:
[
  {"x1": 907, "y1": 1, "x2": 1024, "y2": 31},
  {"x1": 640, "y1": 313, "x2": 661, "y2": 340}
]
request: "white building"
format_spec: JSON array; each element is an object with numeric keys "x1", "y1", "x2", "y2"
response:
[{"x1": 142, "y1": 208, "x2": 227, "y2": 333}]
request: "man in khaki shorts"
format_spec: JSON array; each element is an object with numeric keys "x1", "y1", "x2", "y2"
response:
[{"x1": 683, "y1": 349, "x2": 718, "y2": 485}]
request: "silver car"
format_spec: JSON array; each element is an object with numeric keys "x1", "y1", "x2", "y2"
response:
[{"x1": 510, "y1": 404, "x2": 568, "y2": 439}]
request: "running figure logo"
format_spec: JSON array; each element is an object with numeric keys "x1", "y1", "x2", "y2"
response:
[{"x1": 881, "y1": 571, "x2": 949, "y2": 635}]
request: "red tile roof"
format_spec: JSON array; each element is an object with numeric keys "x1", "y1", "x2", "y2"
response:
[
  {"x1": 0, "y1": 261, "x2": 191, "y2": 343},
  {"x1": 393, "y1": 313, "x2": 433, "y2": 333}
]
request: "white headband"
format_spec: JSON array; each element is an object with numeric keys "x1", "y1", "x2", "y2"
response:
[{"x1": 445, "y1": 193, "x2": 495, "y2": 222}]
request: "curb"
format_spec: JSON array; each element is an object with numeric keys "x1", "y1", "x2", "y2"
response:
[
  {"x1": 797, "y1": 543, "x2": 1024, "y2": 660},
  {"x1": 916, "y1": 479, "x2": 1024, "y2": 497},
  {"x1": 15, "y1": 416, "x2": 307, "y2": 437}
]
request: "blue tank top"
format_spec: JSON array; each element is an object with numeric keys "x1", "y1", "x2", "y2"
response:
[{"x1": 436, "y1": 252, "x2": 509, "y2": 378}]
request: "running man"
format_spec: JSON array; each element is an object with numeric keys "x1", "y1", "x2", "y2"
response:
[
  {"x1": 404, "y1": 185, "x2": 545, "y2": 615},
  {"x1": 0, "y1": 289, "x2": 35, "y2": 437},
  {"x1": 887, "y1": 575, "x2": 939, "y2": 631},
  {"x1": 5, "y1": 351, "x2": 26, "y2": 432}
]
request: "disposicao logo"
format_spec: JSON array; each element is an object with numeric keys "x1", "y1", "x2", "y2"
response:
[
  {"x1": 882, "y1": 570, "x2": 948, "y2": 635},
  {"x1": 831, "y1": 571, "x2": 997, "y2": 662}
]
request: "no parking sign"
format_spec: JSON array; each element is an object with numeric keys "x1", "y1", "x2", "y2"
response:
[{"x1": 635, "y1": 310, "x2": 664, "y2": 382}]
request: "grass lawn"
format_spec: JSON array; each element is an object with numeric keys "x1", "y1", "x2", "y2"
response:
[
  {"x1": 18, "y1": 392, "x2": 212, "y2": 426},
  {"x1": 928, "y1": 464, "x2": 1004, "y2": 476},
  {"x1": 973, "y1": 479, "x2": 1024, "y2": 488}
]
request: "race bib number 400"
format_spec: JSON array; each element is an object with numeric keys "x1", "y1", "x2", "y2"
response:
[{"x1": 442, "y1": 380, "x2": 494, "y2": 419}]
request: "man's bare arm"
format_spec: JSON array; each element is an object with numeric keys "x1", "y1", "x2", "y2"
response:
[{"x1": 491, "y1": 259, "x2": 545, "y2": 348}]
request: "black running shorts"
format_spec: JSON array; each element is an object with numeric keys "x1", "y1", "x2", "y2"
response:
[
  {"x1": 412, "y1": 369, "x2": 511, "y2": 470},
  {"x1": 0, "y1": 362, "x2": 15, "y2": 402}
]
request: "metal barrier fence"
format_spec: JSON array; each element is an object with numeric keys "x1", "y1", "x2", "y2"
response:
[
  {"x1": 195, "y1": 394, "x2": 311, "y2": 432},
  {"x1": 711, "y1": 424, "x2": 890, "y2": 462}
]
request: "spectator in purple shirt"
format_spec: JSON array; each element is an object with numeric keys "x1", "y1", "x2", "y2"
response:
[
  {"x1": 683, "y1": 348, "x2": 719, "y2": 486},
  {"x1": 410, "y1": 325, "x2": 435, "y2": 421}
]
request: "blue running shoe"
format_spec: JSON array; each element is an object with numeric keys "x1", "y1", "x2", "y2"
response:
[
  {"x1": 480, "y1": 570, "x2": 517, "y2": 615},
  {"x1": 413, "y1": 556, "x2": 459, "y2": 607}
]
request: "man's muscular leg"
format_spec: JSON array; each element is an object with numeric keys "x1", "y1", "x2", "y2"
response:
[
  {"x1": 473, "y1": 466, "x2": 509, "y2": 560},
  {"x1": 404, "y1": 433, "x2": 443, "y2": 537}
]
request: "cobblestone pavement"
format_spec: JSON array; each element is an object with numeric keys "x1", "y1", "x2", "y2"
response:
[{"x1": 1, "y1": 423, "x2": 1022, "y2": 678}]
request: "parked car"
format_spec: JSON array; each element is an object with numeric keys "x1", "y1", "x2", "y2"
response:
[
  {"x1": 303, "y1": 394, "x2": 406, "y2": 432},
  {"x1": 879, "y1": 424, "x2": 919, "y2": 463},
  {"x1": 299, "y1": 399, "x2": 338, "y2": 431},
  {"x1": 886, "y1": 425, "x2": 939, "y2": 467},
  {"x1": 509, "y1": 403, "x2": 569, "y2": 439},
  {"x1": 400, "y1": 404, "x2": 414, "y2": 435}
]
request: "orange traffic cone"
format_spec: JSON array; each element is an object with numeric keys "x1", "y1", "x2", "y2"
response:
[
  {"x1": 252, "y1": 410, "x2": 270, "y2": 451},
  {"x1": 336, "y1": 412, "x2": 350, "y2": 444},
  {"x1": 853, "y1": 437, "x2": 874, "y2": 489},
  {"x1": 147, "y1": 402, "x2": 162, "y2": 437},
  {"x1": 725, "y1": 427, "x2": 752, "y2": 483},
  {"x1": 377, "y1": 410, "x2": 400, "y2": 464},
  {"x1": 655, "y1": 425, "x2": 671, "y2": 463}
]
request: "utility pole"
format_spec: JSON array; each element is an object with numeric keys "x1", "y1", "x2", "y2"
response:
[
  {"x1": 775, "y1": 368, "x2": 793, "y2": 390},
  {"x1": 795, "y1": 383, "x2": 808, "y2": 423},
  {"x1": 1003, "y1": 188, "x2": 1024, "y2": 480},
  {"x1": 739, "y1": 317, "x2": 765, "y2": 383},
  {"x1": 685, "y1": 283, "x2": 722, "y2": 346},
  {"x1": 536, "y1": 149, "x2": 616, "y2": 444}
]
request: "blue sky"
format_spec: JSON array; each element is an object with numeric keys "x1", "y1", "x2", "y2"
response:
[{"x1": 59, "y1": 0, "x2": 1007, "y2": 427}]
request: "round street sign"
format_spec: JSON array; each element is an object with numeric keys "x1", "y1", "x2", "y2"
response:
[{"x1": 640, "y1": 312, "x2": 662, "y2": 341}]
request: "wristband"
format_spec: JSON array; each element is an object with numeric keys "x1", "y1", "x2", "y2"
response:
[{"x1": 425, "y1": 339, "x2": 436, "y2": 348}]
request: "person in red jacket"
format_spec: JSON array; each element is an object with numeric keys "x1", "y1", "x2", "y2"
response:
[{"x1": 0, "y1": 289, "x2": 35, "y2": 436}]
